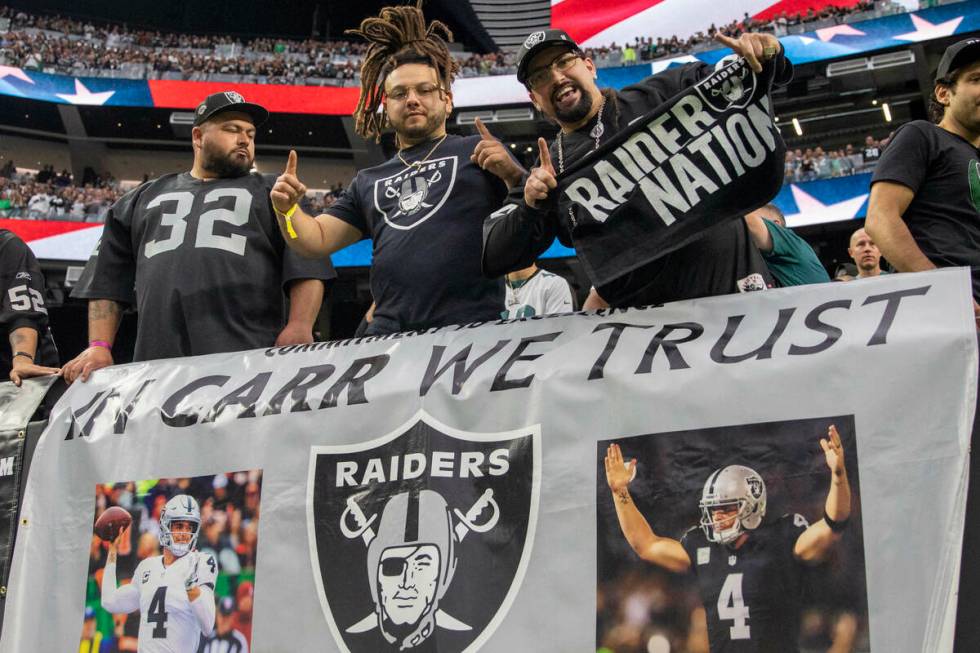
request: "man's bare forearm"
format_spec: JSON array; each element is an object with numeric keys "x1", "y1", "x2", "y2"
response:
[
  {"x1": 866, "y1": 210, "x2": 936, "y2": 273},
  {"x1": 9, "y1": 326, "x2": 38, "y2": 357},
  {"x1": 88, "y1": 299, "x2": 122, "y2": 343},
  {"x1": 825, "y1": 467, "x2": 851, "y2": 523},
  {"x1": 287, "y1": 279, "x2": 324, "y2": 328}
]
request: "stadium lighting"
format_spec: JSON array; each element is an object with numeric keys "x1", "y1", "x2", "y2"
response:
[
  {"x1": 509, "y1": 143, "x2": 516, "y2": 149},
  {"x1": 882, "y1": 103, "x2": 892, "y2": 122},
  {"x1": 774, "y1": 116, "x2": 779, "y2": 122},
  {"x1": 872, "y1": 99, "x2": 878, "y2": 105},
  {"x1": 792, "y1": 118, "x2": 802, "y2": 136}
]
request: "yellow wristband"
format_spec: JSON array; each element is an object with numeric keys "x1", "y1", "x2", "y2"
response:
[{"x1": 276, "y1": 204, "x2": 299, "y2": 239}]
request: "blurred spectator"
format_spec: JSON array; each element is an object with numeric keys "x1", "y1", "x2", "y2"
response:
[
  {"x1": 198, "y1": 596, "x2": 249, "y2": 653},
  {"x1": 502, "y1": 262, "x2": 575, "y2": 318},
  {"x1": 861, "y1": 135, "x2": 881, "y2": 169},
  {"x1": 847, "y1": 227, "x2": 886, "y2": 279},
  {"x1": 744, "y1": 204, "x2": 830, "y2": 286}
]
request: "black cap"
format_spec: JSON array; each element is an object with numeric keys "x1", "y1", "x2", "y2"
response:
[
  {"x1": 516, "y1": 29, "x2": 581, "y2": 85},
  {"x1": 193, "y1": 91, "x2": 269, "y2": 127},
  {"x1": 218, "y1": 596, "x2": 236, "y2": 615},
  {"x1": 937, "y1": 38, "x2": 980, "y2": 81}
]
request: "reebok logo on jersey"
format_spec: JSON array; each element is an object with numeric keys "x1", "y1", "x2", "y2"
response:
[
  {"x1": 373, "y1": 156, "x2": 458, "y2": 230},
  {"x1": 308, "y1": 412, "x2": 539, "y2": 652}
]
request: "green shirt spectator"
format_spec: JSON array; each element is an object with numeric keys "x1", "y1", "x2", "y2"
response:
[{"x1": 744, "y1": 205, "x2": 831, "y2": 286}]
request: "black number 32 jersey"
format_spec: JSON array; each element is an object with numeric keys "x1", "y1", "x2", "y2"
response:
[{"x1": 72, "y1": 172, "x2": 334, "y2": 361}]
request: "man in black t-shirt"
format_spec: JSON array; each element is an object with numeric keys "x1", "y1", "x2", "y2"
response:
[
  {"x1": 867, "y1": 38, "x2": 980, "y2": 325},
  {"x1": 269, "y1": 4, "x2": 524, "y2": 335},
  {"x1": 0, "y1": 229, "x2": 59, "y2": 385},
  {"x1": 604, "y1": 425, "x2": 851, "y2": 652},
  {"x1": 62, "y1": 91, "x2": 334, "y2": 382},
  {"x1": 482, "y1": 28, "x2": 793, "y2": 308}
]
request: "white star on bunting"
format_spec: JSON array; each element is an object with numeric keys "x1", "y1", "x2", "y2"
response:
[
  {"x1": 55, "y1": 79, "x2": 115, "y2": 105},
  {"x1": 784, "y1": 185, "x2": 868, "y2": 228},
  {"x1": 894, "y1": 13, "x2": 963, "y2": 43}
]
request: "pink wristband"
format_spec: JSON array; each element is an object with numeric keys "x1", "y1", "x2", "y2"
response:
[{"x1": 89, "y1": 340, "x2": 112, "y2": 351}]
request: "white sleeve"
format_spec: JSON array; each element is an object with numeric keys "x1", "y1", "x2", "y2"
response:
[
  {"x1": 543, "y1": 277, "x2": 574, "y2": 314},
  {"x1": 191, "y1": 585, "x2": 216, "y2": 636},
  {"x1": 100, "y1": 560, "x2": 140, "y2": 614}
]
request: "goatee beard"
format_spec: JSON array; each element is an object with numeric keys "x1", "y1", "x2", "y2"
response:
[{"x1": 555, "y1": 87, "x2": 593, "y2": 124}]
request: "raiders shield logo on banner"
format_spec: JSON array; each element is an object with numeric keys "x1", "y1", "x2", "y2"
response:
[
  {"x1": 695, "y1": 57, "x2": 757, "y2": 113},
  {"x1": 307, "y1": 412, "x2": 540, "y2": 652},
  {"x1": 373, "y1": 156, "x2": 459, "y2": 230}
]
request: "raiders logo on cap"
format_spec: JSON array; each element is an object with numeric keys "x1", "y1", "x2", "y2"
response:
[
  {"x1": 523, "y1": 31, "x2": 546, "y2": 49},
  {"x1": 307, "y1": 411, "x2": 540, "y2": 652}
]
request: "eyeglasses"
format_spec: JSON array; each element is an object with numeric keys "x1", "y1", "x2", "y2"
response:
[
  {"x1": 386, "y1": 83, "x2": 446, "y2": 103},
  {"x1": 526, "y1": 52, "x2": 582, "y2": 90}
]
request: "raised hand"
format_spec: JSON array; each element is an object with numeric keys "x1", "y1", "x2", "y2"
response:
[
  {"x1": 604, "y1": 443, "x2": 637, "y2": 493},
  {"x1": 471, "y1": 117, "x2": 525, "y2": 187},
  {"x1": 524, "y1": 137, "x2": 558, "y2": 209},
  {"x1": 715, "y1": 32, "x2": 781, "y2": 73},
  {"x1": 270, "y1": 149, "x2": 307, "y2": 214},
  {"x1": 820, "y1": 424, "x2": 846, "y2": 477}
]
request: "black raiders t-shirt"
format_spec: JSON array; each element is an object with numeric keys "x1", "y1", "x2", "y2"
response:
[
  {"x1": 871, "y1": 120, "x2": 980, "y2": 299},
  {"x1": 0, "y1": 229, "x2": 59, "y2": 377},
  {"x1": 72, "y1": 172, "x2": 335, "y2": 361},
  {"x1": 329, "y1": 134, "x2": 507, "y2": 333},
  {"x1": 680, "y1": 514, "x2": 808, "y2": 653}
]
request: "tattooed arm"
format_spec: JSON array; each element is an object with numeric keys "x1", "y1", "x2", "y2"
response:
[
  {"x1": 61, "y1": 299, "x2": 121, "y2": 384},
  {"x1": 604, "y1": 443, "x2": 692, "y2": 572}
]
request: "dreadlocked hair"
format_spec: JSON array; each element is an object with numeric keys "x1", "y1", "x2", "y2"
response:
[{"x1": 347, "y1": 0, "x2": 459, "y2": 142}]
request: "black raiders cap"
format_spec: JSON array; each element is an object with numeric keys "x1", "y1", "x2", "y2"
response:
[
  {"x1": 193, "y1": 91, "x2": 269, "y2": 126},
  {"x1": 937, "y1": 38, "x2": 980, "y2": 81},
  {"x1": 516, "y1": 28, "x2": 581, "y2": 85}
]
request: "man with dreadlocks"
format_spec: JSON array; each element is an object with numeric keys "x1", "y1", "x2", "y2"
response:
[
  {"x1": 483, "y1": 30, "x2": 794, "y2": 309},
  {"x1": 270, "y1": 2, "x2": 524, "y2": 335}
]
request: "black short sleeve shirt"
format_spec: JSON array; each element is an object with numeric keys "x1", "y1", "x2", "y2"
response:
[
  {"x1": 72, "y1": 172, "x2": 335, "y2": 361},
  {"x1": 329, "y1": 134, "x2": 507, "y2": 332},
  {"x1": 872, "y1": 120, "x2": 980, "y2": 299}
]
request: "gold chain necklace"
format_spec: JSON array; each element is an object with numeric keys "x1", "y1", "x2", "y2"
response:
[{"x1": 397, "y1": 133, "x2": 449, "y2": 170}]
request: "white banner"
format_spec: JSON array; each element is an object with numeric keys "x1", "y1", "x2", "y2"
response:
[{"x1": 1, "y1": 269, "x2": 975, "y2": 652}]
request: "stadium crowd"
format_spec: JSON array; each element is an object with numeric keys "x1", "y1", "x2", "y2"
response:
[
  {"x1": 0, "y1": 132, "x2": 886, "y2": 223},
  {"x1": 0, "y1": 1, "x2": 907, "y2": 84},
  {"x1": 0, "y1": 161, "x2": 123, "y2": 220}
]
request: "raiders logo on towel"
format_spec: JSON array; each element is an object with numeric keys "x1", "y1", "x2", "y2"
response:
[
  {"x1": 555, "y1": 57, "x2": 785, "y2": 288},
  {"x1": 307, "y1": 412, "x2": 540, "y2": 652},
  {"x1": 373, "y1": 156, "x2": 459, "y2": 230}
]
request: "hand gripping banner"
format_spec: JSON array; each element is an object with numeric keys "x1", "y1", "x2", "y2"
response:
[
  {"x1": 0, "y1": 270, "x2": 975, "y2": 652},
  {"x1": 557, "y1": 56, "x2": 786, "y2": 288}
]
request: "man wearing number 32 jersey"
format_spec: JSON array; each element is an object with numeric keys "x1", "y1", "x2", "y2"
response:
[
  {"x1": 604, "y1": 425, "x2": 851, "y2": 652},
  {"x1": 64, "y1": 91, "x2": 333, "y2": 382},
  {"x1": 102, "y1": 495, "x2": 217, "y2": 653}
]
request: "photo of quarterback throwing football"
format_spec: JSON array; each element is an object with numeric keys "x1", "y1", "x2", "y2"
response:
[
  {"x1": 83, "y1": 472, "x2": 262, "y2": 652},
  {"x1": 597, "y1": 418, "x2": 869, "y2": 652},
  {"x1": 101, "y1": 494, "x2": 217, "y2": 651}
]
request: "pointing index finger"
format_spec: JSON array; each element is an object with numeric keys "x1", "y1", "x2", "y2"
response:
[
  {"x1": 537, "y1": 137, "x2": 554, "y2": 173},
  {"x1": 285, "y1": 149, "x2": 298, "y2": 176},
  {"x1": 474, "y1": 117, "x2": 494, "y2": 140},
  {"x1": 714, "y1": 33, "x2": 738, "y2": 50}
]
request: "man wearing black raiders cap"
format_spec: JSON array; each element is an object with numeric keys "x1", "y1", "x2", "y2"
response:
[
  {"x1": 867, "y1": 38, "x2": 980, "y2": 322},
  {"x1": 64, "y1": 91, "x2": 335, "y2": 381},
  {"x1": 483, "y1": 29, "x2": 793, "y2": 308}
]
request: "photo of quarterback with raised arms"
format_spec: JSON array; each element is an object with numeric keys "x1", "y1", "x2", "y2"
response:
[
  {"x1": 84, "y1": 472, "x2": 263, "y2": 653},
  {"x1": 597, "y1": 418, "x2": 869, "y2": 653}
]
